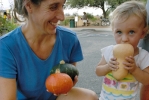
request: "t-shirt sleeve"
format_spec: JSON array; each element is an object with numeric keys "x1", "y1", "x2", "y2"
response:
[
  {"x1": 137, "y1": 48, "x2": 149, "y2": 70},
  {"x1": 0, "y1": 40, "x2": 17, "y2": 78},
  {"x1": 101, "y1": 45, "x2": 114, "y2": 63},
  {"x1": 70, "y1": 36, "x2": 83, "y2": 63}
]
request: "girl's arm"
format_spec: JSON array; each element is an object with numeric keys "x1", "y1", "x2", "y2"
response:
[
  {"x1": 95, "y1": 56, "x2": 117, "y2": 76},
  {"x1": 131, "y1": 66, "x2": 149, "y2": 85},
  {"x1": 0, "y1": 77, "x2": 17, "y2": 100},
  {"x1": 123, "y1": 56, "x2": 149, "y2": 85}
]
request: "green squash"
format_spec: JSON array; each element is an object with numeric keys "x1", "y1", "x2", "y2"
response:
[{"x1": 50, "y1": 60, "x2": 79, "y2": 81}]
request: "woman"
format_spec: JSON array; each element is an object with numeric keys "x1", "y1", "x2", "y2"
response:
[{"x1": 0, "y1": 0, "x2": 98, "y2": 100}]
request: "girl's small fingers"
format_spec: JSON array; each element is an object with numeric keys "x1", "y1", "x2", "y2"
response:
[
  {"x1": 125, "y1": 66, "x2": 132, "y2": 70},
  {"x1": 123, "y1": 61, "x2": 134, "y2": 67},
  {"x1": 125, "y1": 56, "x2": 134, "y2": 63},
  {"x1": 109, "y1": 60, "x2": 118, "y2": 66},
  {"x1": 111, "y1": 57, "x2": 117, "y2": 61},
  {"x1": 109, "y1": 65, "x2": 118, "y2": 71}
]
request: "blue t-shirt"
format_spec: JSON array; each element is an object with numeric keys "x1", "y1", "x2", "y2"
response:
[{"x1": 0, "y1": 26, "x2": 83, "y2": 100}]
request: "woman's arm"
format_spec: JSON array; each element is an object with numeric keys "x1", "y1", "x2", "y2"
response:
[{"x1": 0, "y1": 77, "x2": 17, "y2": 100}]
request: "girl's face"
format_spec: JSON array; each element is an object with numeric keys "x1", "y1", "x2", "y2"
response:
[
  {"x1": 112, "y1": 15, "x2": 147, "y2": 51},
  {"x1": 27, "y1": 0, "x2": 65, "y2": 34}
]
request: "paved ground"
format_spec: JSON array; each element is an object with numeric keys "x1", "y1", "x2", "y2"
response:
[{"x1": 65, "y1": 25, "x2": 112, "y2": 32}]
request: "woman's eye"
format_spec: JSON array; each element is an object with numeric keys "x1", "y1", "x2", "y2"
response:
[
  {"x1": 49, "y1": 4, "x2": 64, "y2": 11},
  {"x1": 129, "y1": 30, "x2": 135, "y2": 34},
  {"x1": 50, "y1": 5, "x2": 58, "y2": 11}
]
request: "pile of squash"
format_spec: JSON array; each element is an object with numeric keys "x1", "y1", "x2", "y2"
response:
[{"x1": 45, "y1": 60, "x2": 79, "y2": 94}]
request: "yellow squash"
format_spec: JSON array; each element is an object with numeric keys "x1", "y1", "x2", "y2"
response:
[{"x1": 112, "y1": 44, "x2": 134, "y2": 80}]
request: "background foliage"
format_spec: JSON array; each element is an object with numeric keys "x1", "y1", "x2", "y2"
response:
[
  {"x1": 0, "y1": 17, "x2": 18, "y2": 35},
  {"x1": 66, "y1": 0, "x2": 147, "y2": 18}
]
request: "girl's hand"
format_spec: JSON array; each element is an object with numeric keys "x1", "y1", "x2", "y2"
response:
[
  {"x1": 123, "y1": 56, "x2": 137, "y2": 73},
  {"x1": 108, "y1": 57, "x2": 119, "y2": 71}
]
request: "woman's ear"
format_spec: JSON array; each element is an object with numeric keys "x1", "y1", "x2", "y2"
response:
[
  {"x1": 141, "y1": 26, "x2": 149, "y2": 38},
  {"x1": 24, "y1": 1, "x2": 32, "y2": 13}
]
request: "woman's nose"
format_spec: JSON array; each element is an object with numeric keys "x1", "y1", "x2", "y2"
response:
[{"x1": 56, "y1": 9, "x2": 65, "y2": 21}]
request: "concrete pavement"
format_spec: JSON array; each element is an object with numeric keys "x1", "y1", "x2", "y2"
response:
[{"x1": 63, "y1": 25, "x2": 112, "y2": 32}]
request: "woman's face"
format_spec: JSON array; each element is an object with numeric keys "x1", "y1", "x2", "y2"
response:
[{"x1": 28, "y1": 0, "x2": 65, "y2": 34}]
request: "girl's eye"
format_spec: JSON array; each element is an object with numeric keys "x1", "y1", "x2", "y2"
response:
[
  {"x1": 116, "y1": 31, "x2": 122, "y2": 34},
  {"x1": 129, "y1": 30, "x2": 135, "y2": 35}
]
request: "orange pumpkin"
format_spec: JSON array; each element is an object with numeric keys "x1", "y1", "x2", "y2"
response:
[{"x1": 45, "y1": 73, "x2": 73, "y2": 94}]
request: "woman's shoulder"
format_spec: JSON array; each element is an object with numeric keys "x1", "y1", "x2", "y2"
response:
[
  {"x1": 0, "y1": 26, "x2": 22, "y2": 47},
  {"x1": 0, "y1": 26, "x2": 22, "y2": 41},
  {"x1": 56, "y1": 26, "x2": 76, "y2": 36}
]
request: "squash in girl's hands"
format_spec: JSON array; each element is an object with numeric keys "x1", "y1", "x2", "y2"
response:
[
  {"x1": 45, "y1": 72, "x2": 73, "y2": 94},
  {"x1": 50, "y1": 60, "x2": 79, "y2": 81},
  {"x1": 112, "y1": 44, "x2": 134, "y2": 80}
]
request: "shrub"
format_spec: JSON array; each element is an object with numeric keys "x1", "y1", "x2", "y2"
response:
[{"x1": 0, "y1": 16, "x2": 18, "y2": 35}]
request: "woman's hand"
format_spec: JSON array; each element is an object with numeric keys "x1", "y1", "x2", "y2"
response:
[
  {"x1": 123, "y1": 56, "x2": 137, "y2": 73},
  {"x1": 73, "y1": 75, "x2": 78, "y2": 86},
  {"x1": 108, "y1": 57, "x2": 119, "y2": 71}
]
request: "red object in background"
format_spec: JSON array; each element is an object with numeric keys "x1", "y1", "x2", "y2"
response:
[{"x1": 140, "y1": 85, "x2": 149, "y2": 100}]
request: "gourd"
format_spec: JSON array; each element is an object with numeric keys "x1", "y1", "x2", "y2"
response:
[
  {"x1": 50, "y1": 60, "x2": 79, "y2": 81},
  {"x1": 45, "y1": 72, "x2": 73, "y2": 94},
  {"x1": 112, "y1": 44, "x2": 134, "y2": 80}
]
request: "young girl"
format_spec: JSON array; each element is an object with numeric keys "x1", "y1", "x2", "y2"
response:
[{"x1": 95, "y1": 1, "x2": 149, "y2": 100}]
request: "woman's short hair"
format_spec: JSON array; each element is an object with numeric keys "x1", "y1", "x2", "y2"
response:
[{"x1": 13, "y1": 0, "x2": 42, "y2": 21}]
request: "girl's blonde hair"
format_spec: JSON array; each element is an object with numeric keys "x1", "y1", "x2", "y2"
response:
[{"x1": 111, "y1": 1, "x2": 147, "y2": 28}]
